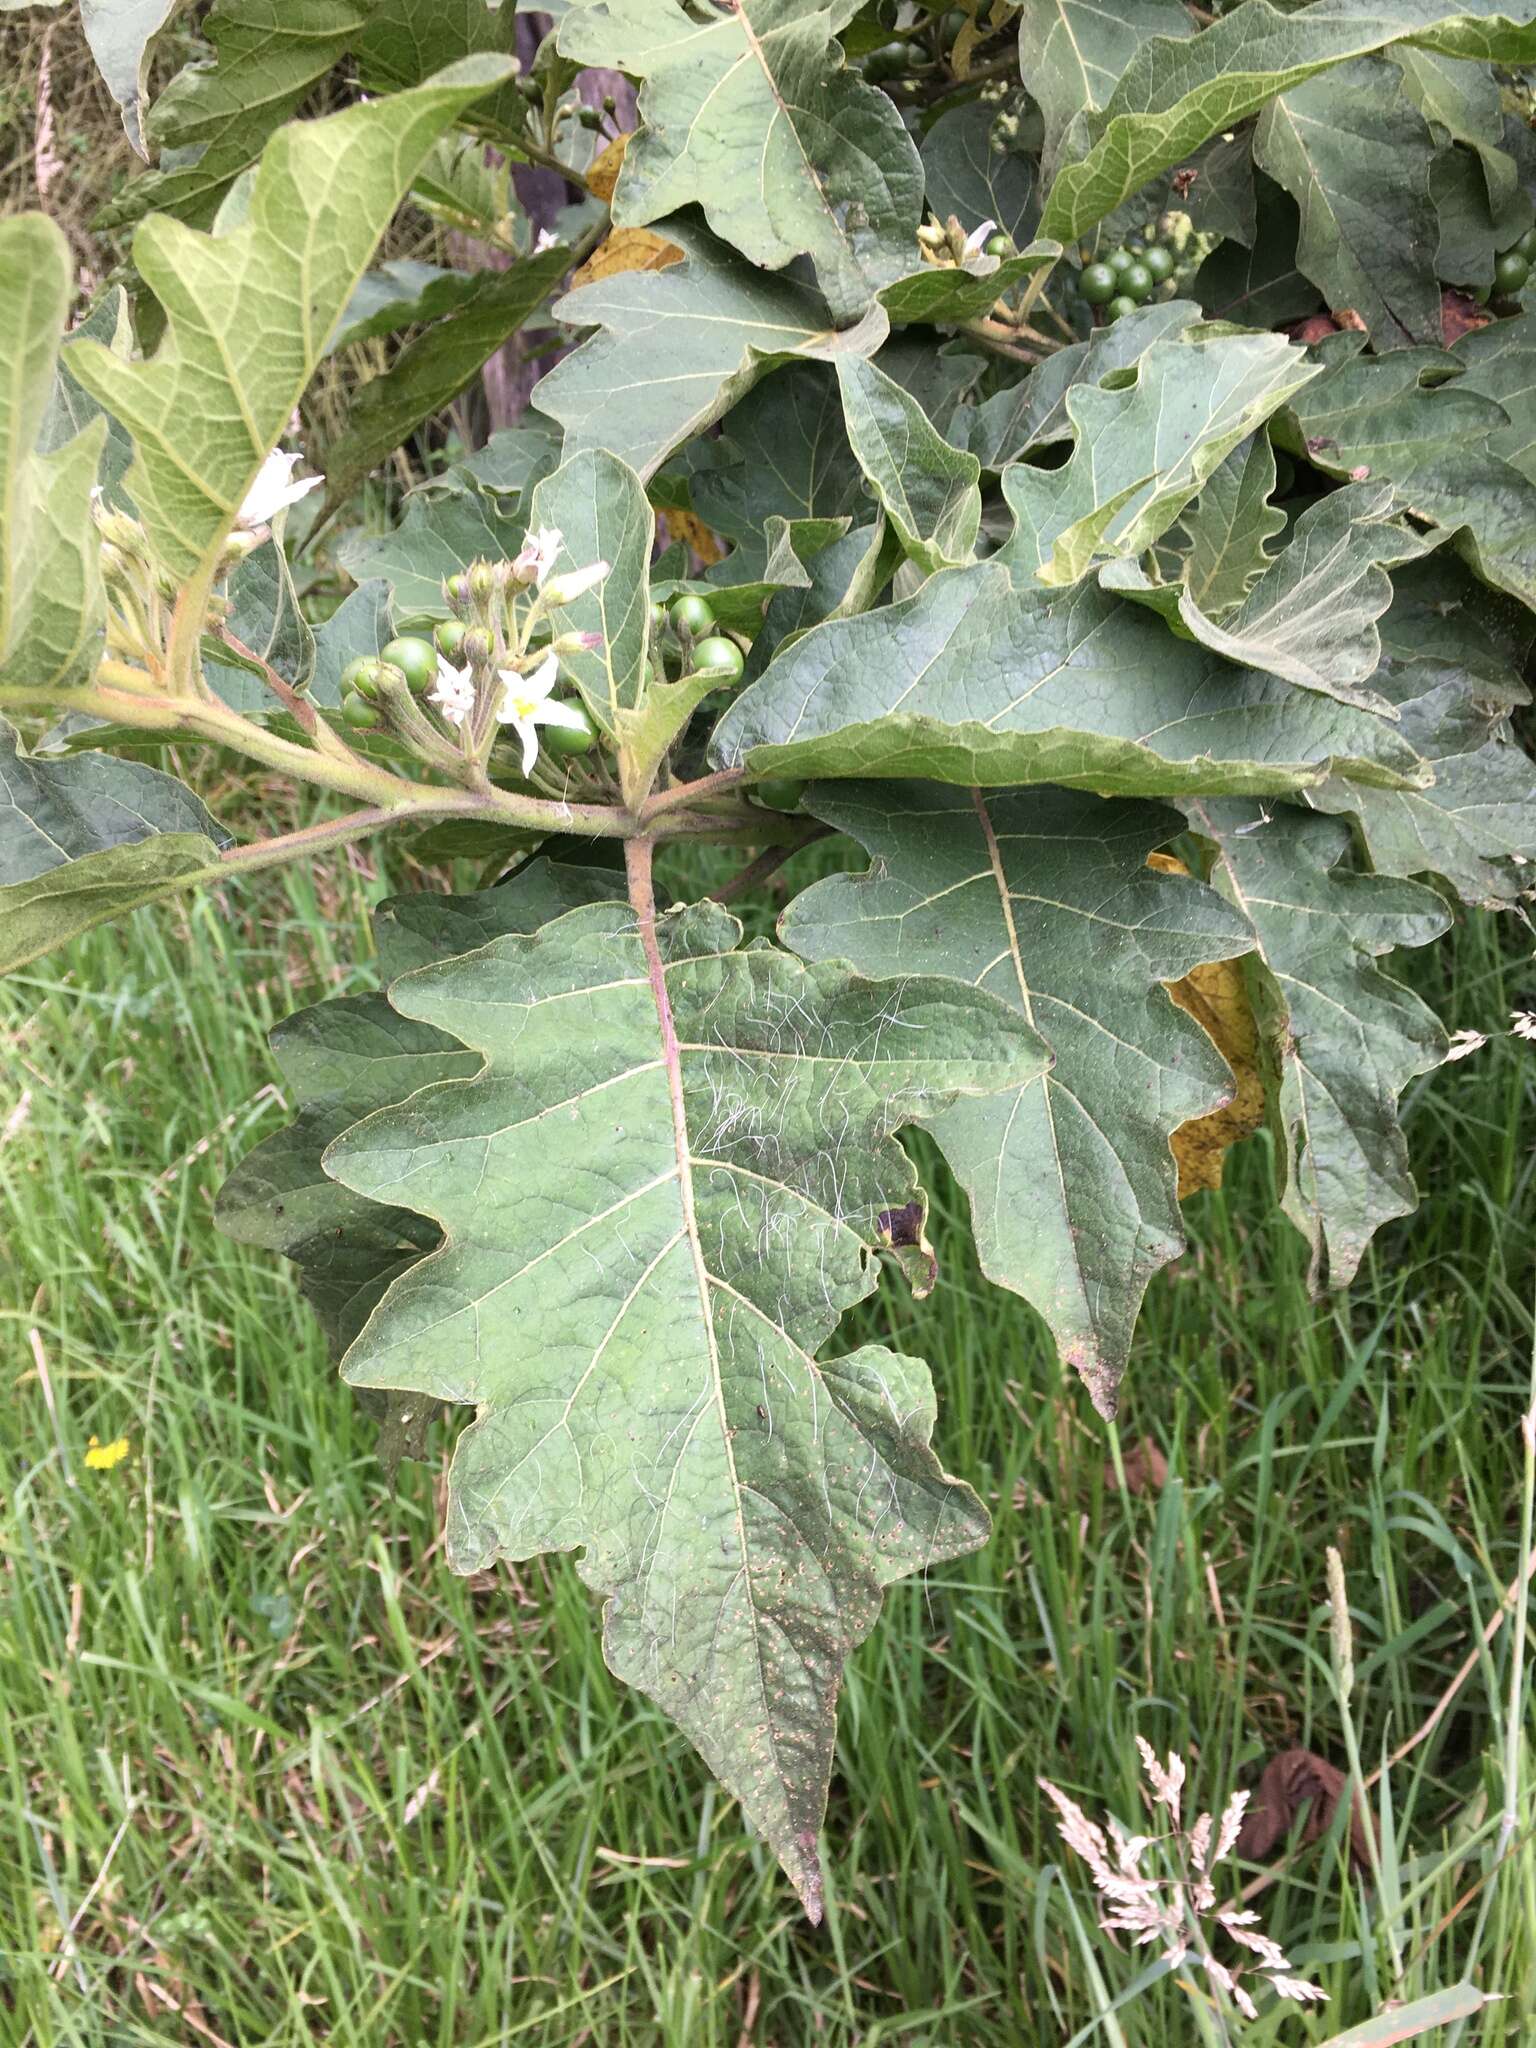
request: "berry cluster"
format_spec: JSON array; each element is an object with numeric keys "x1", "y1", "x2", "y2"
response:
[{"x1": 1074, "y1": 213, "x2": 1195, "y2": 323}]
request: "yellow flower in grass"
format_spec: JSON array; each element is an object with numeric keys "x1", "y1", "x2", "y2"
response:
[{"x1": 84, "y1": 1435, "x2": 130, "y2": 1471}]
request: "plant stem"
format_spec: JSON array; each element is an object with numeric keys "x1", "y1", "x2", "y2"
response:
[
  {"x1": 642, "y1": 768, "x2": 749, "y2": 820},
  {"x1": 707, "y1": 826, "x2": 830, "y2": 905}
]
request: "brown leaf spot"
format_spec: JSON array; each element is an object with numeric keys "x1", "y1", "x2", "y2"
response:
[
  {"x1": 1442, "y1": 286, "x2": 1492, "y2": 344},
  {"x1": 1234, "y1": 1749, "x2": 1374, "y2": 1870}
]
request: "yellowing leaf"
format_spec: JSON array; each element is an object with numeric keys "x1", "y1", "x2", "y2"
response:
[
  {"x1": 569, "y1": 225, "x2": 682, "y2": 292},
  {"x1": 586, "y1": 132, "x2": 629, "y2": 204},
  {"x1": 1149, "y1": 851, "x2": 1265, "y2": 1197},
  {"x1": 663, "y1": 507, "x2": 725, "y2": 566}
]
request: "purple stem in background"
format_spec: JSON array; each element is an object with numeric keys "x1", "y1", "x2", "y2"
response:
[{"x1": 471, "y1": 14, "x2": 636, "y2": 434}]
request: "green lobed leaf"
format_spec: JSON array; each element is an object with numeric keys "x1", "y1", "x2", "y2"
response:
[
  {"x1": 958, "y1": 300, "x2": 1204, "y2": 472},
  {"x1": 338, "y1": 479, "x2": 527, "y2": 625},
  {"x1": 0, "y1": 718, "x2": 228, "y2": 973},
  {"x1": 782, "y1": 783, "x2": 1253, "y2": 1415},
  {"x1": 1100, "y1": 433, "x2": 1287, "y2": 623},
  {"x1": 874, "y1": 245, "x2": 1061, "y2": 328},
  {"x1": 1194, "y1": 173, "x2": 1323, "y2": 329},
  {"x1": 1305, "y1": 558, "x2": 1536, "y2": 905},
  {"x1": 204, "y1": 540, "x2": 315, "y2": 712},
  {"x1": 38, "y1": 289, "x2": 138, "y2": 513},
  {"x1": 709, "y1": 564, "x2": 1428, "y2": 794},
  {"x1": 1038, "y1": 0, "x2": 1536, "y2": 247},
  {"x1": 97, "y1": 0, "x2": 365, "y2": 230},
  {"x1": 528, "y1": 449, "x2": 655, "y2": 732},
  {"x1": 834, "y1": 357, "x2": 981, "y2": 572},
  {"x1": 69, "y1": 59, "x2": 516, "y2": 583},
  {"x1": 0, "y1": 216, "x2": 106, "y2": 695},
  {"x1": 1018, "y1": 0, "x2": 1194, "y2": 191},
  {"x1": 996, "y1": 331, "x2": 1318, "y2": 588},
  {"x1": 216, "y1": 860, "x2": 628, "y2": 1355},
  {"x1": 1276, "y1": 335, "x2": 1536, "y2": 606},
  {"x1": 1174, "y1": 481, "x2": 1443, "y2": 711},
  {"x1": 322, "y1": 246, "x2": 576, "y2": 506},
  {"x1": 535, "y1": 221, "x2": 889, "y2": 483},
  {"x1": 687, "y1": 363, "x2": 864, "y2": 550},
  {"x1": 1450, "y1": 308, "x2": 1536, "y2": 479},
  {"x1": 557, "y1": 0, "x2": 925, "y2": 321},
  {"x1": 1252, "y1": 59, "x2": 1442, "y2": 348},
  {"x1": 323, "y1": 895, "x2": 1044, "y2": 1911},
  {"x1": 920, "y1": 100, "x2": 1040, "y2": 248},
  {"x1": 1188, "y1": 800, "x2": 1449, "y2": 1288}
]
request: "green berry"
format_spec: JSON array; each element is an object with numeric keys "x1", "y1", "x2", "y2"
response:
[
  {"x1": 434, "y1": 619, "x2": 467, "y2": 659},
  {"x1": 984, "y1": 231, "x2": 1013, "y2": 258},
  {"x1": 864, "y1": 41, "x2": 907, "y2": 82},
  {"x1": 1106, "y1": 247, "x2": 1135, "y2": 276},
  {"x1": 691, "y1": 635, "x2": 745, "y2": 680},
  {"x1": 1141, "y1": 244, "x2": 1175, "y2": 283},
  {"x1": 1119, "y1": 261, "x2": 1155, "y2": 304},
  {"x1": 1517, "y1": 226, "x2": 1536, "y2": 259},
  {"x1": 1494, "y1": 250, "x2": 1530, "y2": 293},
  {"x1": 670, "y1": 592, "x2": 716, "y2": 638},
  {"x1": 541, "y1": 704, "x2": 599, "y2": 758},
  {"x1": 339, "y1": 656, "x2": 377, "y2": 701},
  {"x1": 649, "y1": 599, "x2": 670, "y2": 636},
  {"x1": 1105, "y1": 294, "x2": 1138, "y2": 322},
  {"x1": 755, "y1": 778, "x2": 807, "y2": 813},
  {"x1": 340, "y1": 692, "x2": 378, "y2": 729},
  {"x1": 1079, "y1": 262, "x2": 1118, "y2": 305},
  {"x1": 380, "y1": 636, "x2": 438, "y2": 694}
]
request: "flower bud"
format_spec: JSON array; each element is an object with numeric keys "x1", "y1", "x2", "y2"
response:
[
  {"x1": 219, "y1": 530, "x2": 262, "y2": 573},
  {"x1": 461, "y1": 627, "x2": 494, "y2": 667},
  {"x1": 542, "y1": 559, "x2": 611, "y2": 605},
  {"x1": 551, "y1": 629, "x2": 603, "y2": 656},
  {"x1": 443, "y1": 572, "x2": 473, "y2": 615},
  {"x1": 469, "y1": 562, "x2": 497, "y2": 604}
]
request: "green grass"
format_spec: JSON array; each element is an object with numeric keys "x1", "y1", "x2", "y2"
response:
[{"x1": 2, "y1": 845, "x2": 1533, "y2": 2046}]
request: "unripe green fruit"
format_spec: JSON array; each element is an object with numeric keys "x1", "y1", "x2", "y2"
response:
[
  {"x1": 755, "y1": 778, "x2": 807, "y2": 813},
  {"x1": 649, "y1": 600, "x2": 670, "y2": 636},
  {"x1": 864, "y1": 41, "x2": 907, "y2": 82},
  {"x1": 984, "y1": 231, "x2": 1013, "y2": 258},
  {"x1": 1141, "y1": 245, "x2": 1175, "y2": 283},
  {"x1": 380, "y1": 636, "x2": 438, "y2": 694},
  {"x1": 692, "y1": 635, "x2": 745, "y2": 680},
  {"x1": 578, "y1": 103, "x2": 604, "y2": 130},
  {"x1": 339, "y1": 656, "x2": 378, "y2": 701},
  {"x1": 1517, "y1": 226, "x2": 1536, "y2": 260},
  {"x1": 1079, "y1": 262, "x2": 1118, "y2": 305},
  {"x1": 542, "y1": 705, "x2": 599, "y2": 757},
  {"x1": 1105, "y1": 294, "x2": 1138, "y2": 322},
  {"x1": 1106, "y1": 247, "x2": 1135, "y2": 276},
  {"x1": 341, "y1": 692, "x2": 379, "y2": 729},
  {"x1": 670, "y1": 592, "x2": 716, "y2": 638},
  {"x1": 939, "y1": 8, "x2": 967, "y2": 43},
  {"x1": 1494, "y1": 250, "x2": 1530, "y2": 293},
  {"x1": 435, "y1": 619, "x2": 467, "y2": 659},
  {"x1": 1119, "y1": 261, "x2": 1154, "y2": 303}
]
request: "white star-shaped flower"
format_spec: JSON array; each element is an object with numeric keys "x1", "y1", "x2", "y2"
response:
[
  {"x1": 495, "y1": 653, "x2": 589, "y2": 774},
  {"x1": 532, "y1": 228, "x2": 560, "y2": 255},
  {"x1": 427, "y1": 657, "x2": 476, "y2": 728},
  {"x1": 959, "y1": 217, "x2": 999, "y2": 274},
  {"x1": 513, "y1": 524, "x2": 563, "y2": 586},
  {"x1": 237, "y1": 450, "x2": 323, "y2": 530}
]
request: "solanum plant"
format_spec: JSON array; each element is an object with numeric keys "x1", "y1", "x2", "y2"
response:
[{"x1": 7, "y1": 0, "x2": 1536, "y2": 1916}]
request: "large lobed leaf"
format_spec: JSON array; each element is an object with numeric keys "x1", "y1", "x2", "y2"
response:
[
  {"x1": 535, "y1": 221, "x2": 888, "y2": 482},
  {"x1": 69, "y1": 58, "x2": 516, "y2": 581},
  {"x1": 1038, "y1": 0, "x2": 1536, "y2": 245},
  {"x1": 709, "y1": 564, "x2": 1427, "y2": 795},
  {"x1": 321, "y1": 895, "x2": 1045, "y2": 1912},
  {"x1": 557, "y1": 0, "x2": 924, "y2": 321},
  {"x1": 782, "y1": 784, "x2": 1253, "y2": 1415}
]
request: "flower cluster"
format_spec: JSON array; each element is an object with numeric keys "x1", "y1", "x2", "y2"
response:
[
  {"x1": 1040, "y1": 1741, "x2": 1327, "y2": 2023},
  {"x1": 424, "y1": 524, "x2": 610, "y2": 776}
]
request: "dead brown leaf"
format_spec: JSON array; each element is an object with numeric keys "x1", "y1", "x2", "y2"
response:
[
  {"x1": 1104, "y1": 1436, "x2": 1169, "y2": 1494},
  {"x1": 1235, "y1": 1748, "x2": 1374, "y2": 1870}
]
